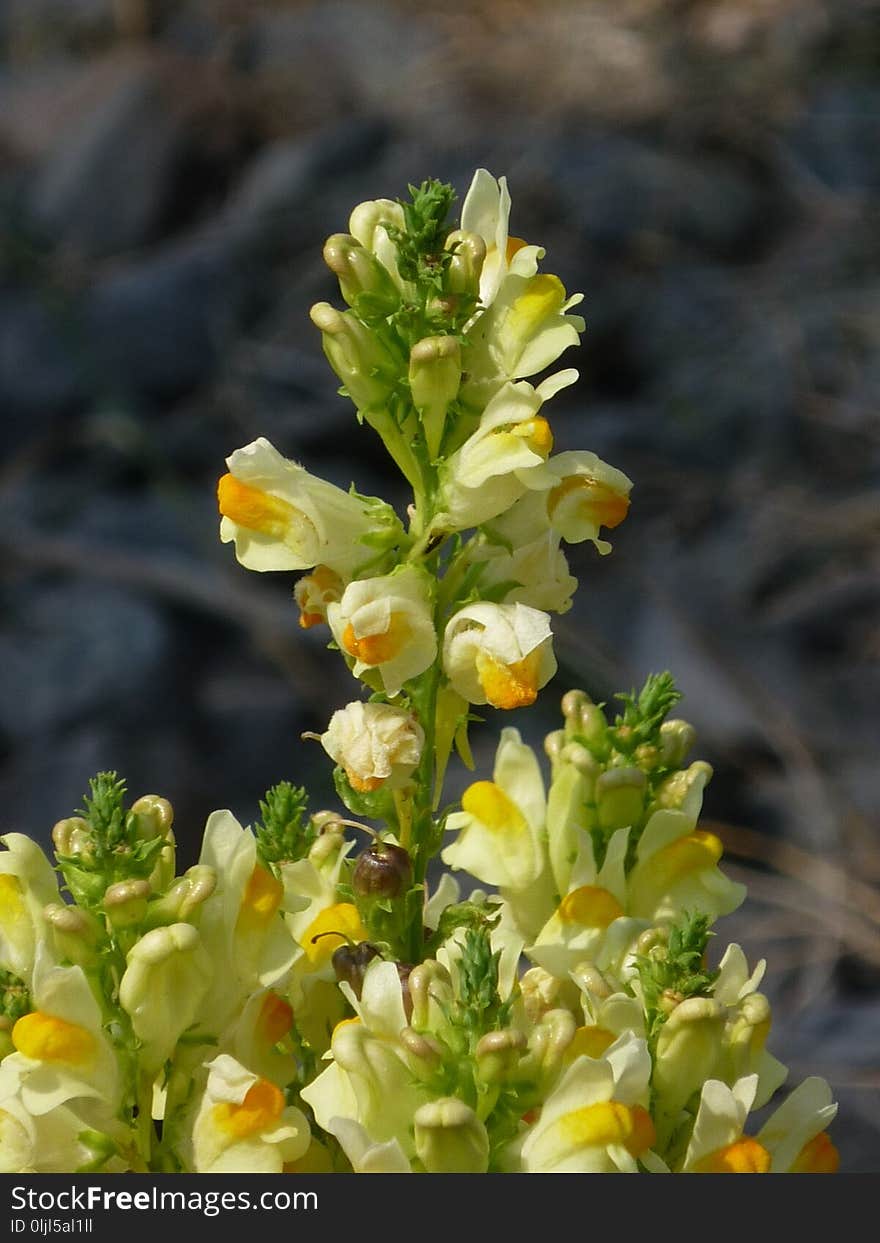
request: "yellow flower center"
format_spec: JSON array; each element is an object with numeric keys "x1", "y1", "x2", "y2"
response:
[
  {"x1": 301, "y1": 903, "x2": 367, "y2": 967},
  {"x1": 213, "y1": 1078, "x2": 284, "y2": 1139},
  {"x1": 548, "y1": 474, "x2": 630, "y2": 531},
  {"x1": 511, "y1": 416, "x2": 554, "y2": 458},
  {"x1": 791, "y1": 1132, "x2": 839, "y2": 1173},
  {"x1": 694, "y1": 1137, "x2": 771, "y2": 1173},
  {"x1": 475, "y1": 647, "x2": 543, "y2": 710},
  {"x1": 506, "y1": 235, "x2": 528, "y2": 262},
  {"x1": 346, "y1": 769, "x2": 385, "y2": 793},
  {"x1": 218, "y1": 473, "x2": 312, "y2": 543},
  {"x1": 13, "y1": 1012, "x2": 95, "y2": 1065},
  {"x1": 557, "y1": 885, "x2": 624, "y2": 928},
  {"x1": 257, "y1": 992, "x2": 293, "y2": 1046},
  {"x1": 558, "y1": 1100, "x2": 655, "y2": 1158},
  {"x1": 236, "y1": 865, "x2": 283, "y2": 936},
  {"x1": 461, "y1": 782, "x2": 527, "y2": 835},
  {"x1": 566, "y1": 1025, "x2": 617, "y2": 1061},
  {"x1": 295, "y1": 565, "x2": 342, "y2": 629},
  {"x1": 644, "y1": 830, "x2": 723, "y2": 887},
  {"x1": 509, "y1": 273, "x2": 567, "y2": 338},
  {"x1": 0, "y1": 874, "x2": 26, "y2": 929},
  {"x1": 342, "y1": 611, "x2": 411, "y2": 666}
]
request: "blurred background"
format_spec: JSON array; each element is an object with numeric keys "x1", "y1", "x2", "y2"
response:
[{"x1": 0, "y1": 0, "x2": 877, "y2": 1168}]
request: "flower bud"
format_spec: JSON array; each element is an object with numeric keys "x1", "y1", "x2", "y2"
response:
[
  {"x1": 399, "y1": 1026, "x2": 445, "y2": 1075},
  {"x1": 525, "y1": 1007, "x2": 577, "y2": 1084},
  {"x1": 409, "y1": 335, "x2": 462, "y2": 458},
  {"x1": 407, "y1": 960, "x2": 453, "y2": 1030},
  {"x1": 653, "y1": 997, "x2": 725, "y2": 1117},
  {"x1": 658, "y1": 720, "x2": 697, "y2": 768},
  {"x1": 414, "y1": 1098, "x2": 490, "y2": 1173},
  {"x1": 353, "y1": 841, "x2": 412, "y2": 900},
  {"x1": 43, "y1": 903, "x2": 102, "y2": 966},
  {"x1": 445, "y1": 229, "x2": 486, "y2": 297},
  {"x1": 309, "y1": 302, "x2": 394, "y2": 412},
  {"x1": 544, "y1": 729, "x2": 566, "y2": 768},
  {"x1": 595, "y1": 767, "x2": 647, "y2": 832},
  {"x1": 570, "y1": 962, "x2": 613, "y2": 1001},
  {"x1": 130, "y1": 795, "x2": 174, "y2": 842},
  {"x1": 323, "y1": 233, "x2": 400, "y2": 314},
  {"x1": 521, "y1": 966, "x2": 572, "y2": 1023},
  {"x1": 144, "y1": 865, "x2": 217, "y2": 928},
  {"x1": 308, "y1": 822, "x2": 347, "y2": 868},
  {"x1": 51, "y1": 817, "x2": 93, "y2": 862},
  {"x1": 102, "y1": 879, "x2": 151, "y2": 929},
  {"x1": 655, "y1": 760, "x2": 713, "y2": 811},
  {"x1": 562, "y1": 691, "x2": 607, "y2": 746},
  {"x1": 475, "y1": 1027, "x2": 527, "y2": 1084}
]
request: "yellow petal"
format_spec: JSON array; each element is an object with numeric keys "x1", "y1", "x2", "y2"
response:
[
  {"x1": 558, "y1": 1100, "x2": 655, "y2": 1158},
  {"x1": 566, "y1": 1025, "x2": 617, "y2": 1061},
  {"x1": 791, "y1": 1132, "x2": 839, "y2": 1173},
  {"x1": 557, "y1": 885, "x2": 624, "y2": 928},
  {"x1": 213, "y1": 1078, "x2": 284, "y2": 1139},
  {"x1": 13, "y1": 1012, "x2": 95, "y2": 1066},
  {"x1": 694, "y1": 1137, "x2": 771, "y2": 1173},
  {"x1": 475, "y1": 648, "x2": 542, "y2": 710},
  {"x1": 461, "y1": 782, "x2": 527, "y2": 835},
  {"x1": 548, "y1": 474, "x2": 630, "y2": 531},
  {"x1": 257, "y1": 993, "x2": 293, "y2": 1046},
  {"x1": 300, "y1": 903, "x2": 367, "y2": 967},
  {"x1": 218, "y1": 474, "x2": 309, "y2": 541},
  {"x1": 237, "y1": 865, "x2": 283, "y2": 934},
  {"x1": 342, "y1": 612, "x2": 412, "y2": 666}
]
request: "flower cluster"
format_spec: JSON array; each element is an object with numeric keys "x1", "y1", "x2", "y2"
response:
[{"x1": 0, "y1": 171, "x2": 839, "y2": 1174}]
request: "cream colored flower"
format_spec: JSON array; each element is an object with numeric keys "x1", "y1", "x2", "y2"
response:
[
  {"x1": 0, "y1": 1091, "x2": 132, "y2": 1173},
  {"x1": 118, "y1": 923, "x2": 213, "y2": 1071},
  {"x1": 0, "y1": 834, "x2": 61, "y2": 985},
  {"x1": 468, "y1": 530, "x2": 578, "y2": 615},
  {"x1": 681, "y1": 1074, "x2": 839, "y2": 1173},
  {"x1": 189, "y1": 1054, "x2": 310, "y2": 1174},
  {"x1": 327, "y1": 566, "x2": 437, "y2": 696},
  {"x1": 438, "y1": 381, "x2": 557, "y2": 531},
  {"x1": 517, "y1": 1032, "x2": 656, "y2": 1173},
  {"x1": 348, "y1": 197, "x2": 407, "y2": 290},
  {"x1": 0, "y1": 948, "x2": 119, "y2": 1116},
  {"x1": 218, "y1": 437, "x2": 401, "y2": 576},
  {"x1": 460, "y1": 168, "x2": 528, "y2": 308},
  {"x1": 320, "y1": 701, "x2": 424, "y2": 793},
  {"x1": 443, "y1": 601, "x2": 556, "y2": 710},
  {"x1": 442, "y1": 728, "x2": 547, "y2": 892}
]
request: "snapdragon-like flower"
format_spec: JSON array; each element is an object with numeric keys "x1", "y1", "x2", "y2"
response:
[
  {"x1": 327, "y1": 566, "x2": 437, "y2": 697},
  {"x1": 320, "y1": 701, "x2": 424, "y2": 794},
  {"x1": 516, "y1": 1032, "x2": 657, "y2": 1173},
  {"x1": 443, "y1": 601, "x2": 557, "y2": 710},
  {"x1": 0, "y1": 1091, "x2": 132, "y2": 1174},
  {"x1": 118, "y1": 923, "x2": 213, "y2": 1071},
  {"x1": 438, "y1": 380, "x2": 560, "y2": 531},
  {"x1": 189, "y1": 1054, "x2": 310, "y2": 1174},
  {"x1": 467, "y1": 530, "x2": 578, "y2": 615},
  {"x1": 218, "y1": 437, "x2": 401, "y2": 577},
  {"x1": 681, "y1": 1074, "x2": 839, "y2": 1173},
  {"x1": 0, "y1": 948, "x2": 119, "y2": 1117},
  {"x1": 0, "y1": 834, "x2": 61, "y2": 987},
  {"x1": 460, "y1": 168, "x2": 524, "y2": 308}
]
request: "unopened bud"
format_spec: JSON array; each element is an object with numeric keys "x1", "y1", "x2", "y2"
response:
[
  {"x1": 43, "y1": 902, "x2": 102, "y2": 965},
  {"x1": 525, "y1": 1007, "x2": 577, "y2": 1084},
  {"x1": 444, "y1": 229, "x2": 486, "y2": 296},
  {"x1": 475, "y1": 1027, "x2": 527, "y2": 1083},
  {"x1": 658, "y1": 720, "x2": 697, "y2": 768},
  {"x1": 130, "y1": 795, "x2": 174, "y2": 842},
  {"x1": 655, "y1": 760, "x2": 713, "y2": 811},
  {"x1": 309, "y1": 302, "x2": 393, "y2": 412},
  {"x1": 409, "y1": 335, "x2": 462, "y2": 458},
  {"x1": 595, "y1": 767, "x2": 647, "y2": 832},
  {"x1": 414, "y1": 1098, "x2": 489, "y2": 1174},
  {"x1": 308, "y1": 821, "x2": 346, "y2": 868},
  {"x1": 144, "y1": 865, "x2": 217, "y2": 927},
  {"x1": 571, "y1": 962, "x2": 613, "y2": 1001},
  {"x1": 407, "y1": 960, "x2": 452, "y2": 1030},
  {"x1": 102, "y1": 879, "x2": 150, "y2": 929},
  {"x1": 562, "y1": 691, "x2": 607, "y2": 746},
  {"x1": 399, "y1": 1026, "x2": 444, "y2": 1077},
  {"x1": 322, "y1": 233, "x2": 399, "y2": 312},
  {"x1": 353, "y1": 841, "x2": 412, "y2": 900},
  {"x1": 543, "y1": 729, "x2": 566, "y2": 768},
  {"x1": 51, "y1": 817, "x2": 92, "y2": 861}
]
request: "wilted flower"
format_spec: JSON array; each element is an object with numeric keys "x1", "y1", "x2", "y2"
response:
[{"x1": 320, "y1": 701, "x2": 424, "y2": 794}]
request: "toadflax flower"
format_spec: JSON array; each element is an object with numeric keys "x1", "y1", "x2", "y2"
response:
[
  {"x1": 320, "y1": 700, "x2": 424, "y2": 793},
  {"x1": 327, "y1": 566, "x2": 437, "y2": 697},
  {"x1": 443, "y1": 601, "x2": 557, "y2": 710},
  {"x1": 0, "y1": 834, "x2": 62, "y2": 988},
  {"x1": 218, "y1": 436, "x2": 401, "y2": 577},
  {"x1": 188, "y1": 1054, "x2": 310, "y2": 1174},
  {"x1": 460, "y1": 167, "x2": 524, "y2": 308},
  {"x1": 118, "y1": 923, "x2": 213, "y2": 1071}
]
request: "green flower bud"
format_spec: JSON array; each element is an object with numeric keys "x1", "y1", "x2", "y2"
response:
[
  {"x1": 570, "y1": 961, "x2": 613, "y2": 1001},
  {"x1": 143, "y1": 865, "x2": 217, "y2": 928},
  {"x1": 43, "y1": 902, "x2": 103, "y2": 966},
  {"x1": 655, "y1": 760, "x2": 713, "y2": 811},
  {"x1": 309, "y1": 302, "x2": 394, "y2": 412},
  {"x1": 658, "y1": 719, "x2": 697, "y2": 768},
  {"x1": 409, "y1": 335, "x2": 461, "y2": 458},
  {"x1": 323, "y1": 233, "x2": 400, "y2": 314},
  {"x1": 475, "y1": 1027, "x2": 527, "y2": 1084},
  {"x1": 523, "y1": 1007, "x2": 577, "y2": 1086},
  {"x1": 102, "y1": 879, "x2": 150, "y2": 929},
  {"x1": 444, "y1": 229, "x2": 486, "y2": 297},
  {"x1": 595, "y1": 766, "x2": 647, "y2": 832},
  {"x1": 130, "y1": 795, "x2": 174, "y2": 842},
  {"x1": 399, "y1": 1026, "x2": 445, "y2": 1079},
  {"x1": 544, "y1": 728, "x2": 566, "y2": 769},
  {"x1": 414, "y1": 1098, "x2": 490, "y2": 1173},
  {"x1": 51, "y1": 817, "x2": 93, "y2": 864},
  {"x1": 353, "y1": 841, "x2": 412, "y2": 900},
  {"x1": 561, "y1": 690, "x2": 607, "y2": 747},
  {"x1": 408, "y1": 960, "x2": 453, "y2": 1030}
]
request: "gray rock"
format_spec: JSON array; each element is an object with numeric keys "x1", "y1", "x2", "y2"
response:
[{"x1": 28, "y1": 53, "x2": 184, "y2": 257}]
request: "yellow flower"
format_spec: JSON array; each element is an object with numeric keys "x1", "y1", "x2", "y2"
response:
[
  {"x1": 118, "y1": 923, "x2": 213, "y2": 1071},
  {"x1": 442, "y1": 602, "x2": 556, "y2": 709},
  {"x1": 294, "y1": 565, "x2": 344, "y2": 629},
  {"x1": 327, "y1": 566, "x2": 437, "y2": 696},
  {"x1": 218, "y1": 437, "x2": 401, "y2": 576},
  {"x1": 189, "y1": 1054, "x2": 310, "y2": 1174},
  {"x1": 0, "y1": 834, "x2": 61, "y2": 986},
  {"x1": 460, "y1": 168, "x2": 529, "y2": 308}
]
